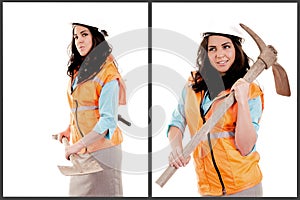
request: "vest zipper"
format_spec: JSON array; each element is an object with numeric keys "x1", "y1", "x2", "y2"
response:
[
  {"x1": 200, "y1": 100, "x2": 226, "y2": 195},
  {"x1": 74, "y1": 100, "x2": 85, "y2": 138},
  {"x1": 74, "y1": 100, "x2": 88, "y2": 152},
  {"x1": 207, "y1": 132, "x2": 226, "y2": 195}
]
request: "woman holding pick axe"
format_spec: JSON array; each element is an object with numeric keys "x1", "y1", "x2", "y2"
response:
[
  {"x1": 166, "y1": 24, "x2": 265, "y2": 197},
  {"x1": 56, "y1": 21, "x2": 127, "y2": 196}
]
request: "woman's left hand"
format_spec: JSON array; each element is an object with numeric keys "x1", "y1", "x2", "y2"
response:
[
  {"x1": 231, "y1": 78, "x2": 250, "y2": 104},
  {"x1": 65, "y1": 142, "x2": 84, "y2": 160}
]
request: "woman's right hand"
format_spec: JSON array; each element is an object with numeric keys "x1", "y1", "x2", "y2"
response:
[
  {"x1": 168, "y1": 126, "x2": 191, "y2": 169},
  {"x1": 57, "y1": 125, "x2": 71, "y2": 143},
  {"x1": 169, "y1": 146, "x2": 191, "y2": 169}
]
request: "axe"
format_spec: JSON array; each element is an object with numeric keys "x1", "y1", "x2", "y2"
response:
[
  {"x1": 52, "y1": 134, "x2": 103, "y2": 176},
  {"x1": 52, "y1": 113, "x2": 131, "y2": 175},
  {"x1": 156, "y1": 23, "x2": 291, "y2": 187}
]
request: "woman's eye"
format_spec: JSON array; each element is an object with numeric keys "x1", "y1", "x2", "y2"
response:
[
  {"x1": 208, "y1": 47, "x2": 215, "y2": 52},
  {"x1": 223, "y1": 45, "x2": 231, "y2": 49},
  {"x1": 82, "y1": 33, "x2": 88, "y2": 37},
  {"x1": 74, "y1": 35, "x2": 78, "y2": 40}
]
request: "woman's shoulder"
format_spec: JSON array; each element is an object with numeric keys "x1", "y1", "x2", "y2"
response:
[
  {"x1": 249, "y1": 82, "x2": 264, "y2": 98},
  {"x1": 100, "y1": 54, "x2": 118, "y2": 74},
  {"x1": 104, "y1": 54, "x2": 118, "y2": 69},
  {"x1": 96, "y1": 54, "x2": 121, "y2": 83}
]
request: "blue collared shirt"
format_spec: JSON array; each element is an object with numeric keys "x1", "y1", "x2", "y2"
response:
[{"x1": 72, "y1": 78, "x2": 119, "y2": 139}]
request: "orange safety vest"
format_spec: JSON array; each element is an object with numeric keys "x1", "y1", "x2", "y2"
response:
[
  {"x1": 67, "y1": 54, "x2": 126, "y2": 154},
  {"x1": 184, "y1": 75, "x2": 264, "y2": 196}
]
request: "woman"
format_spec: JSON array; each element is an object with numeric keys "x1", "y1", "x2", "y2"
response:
[
  {"x1": 167, "y1": 26, "x2": 264, "y2": 196},
  {"x1": 57, "y1": 22, "x2": 126, "y2": 196}
]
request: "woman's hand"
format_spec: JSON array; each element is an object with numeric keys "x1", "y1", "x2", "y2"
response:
[
  {"x1": 65, "y1": 140, "x2": 85, "y2": 160},
  {"x1": 58, "y1": 125, "x2": 71, "y2": 143},
  {"x1": 231, "y1": 78, "x2": 250, "y2": 104},
  {"x1": 168, "y1": 126, "x2": 191, "y2": 169},
  {"x1": 169, "y1": 146, "x2": 191, "y2": 169},
  {"x1": 64, "y1": 131, "x2": 104, "y2": 160}
]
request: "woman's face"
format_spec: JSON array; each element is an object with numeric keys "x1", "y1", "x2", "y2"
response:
[
  {"x1": 73, "y1": 25, "x2": 93, "y2": 57},
  {"x1": 207, "y1": 35, "x2": 236, "y2": 75}
]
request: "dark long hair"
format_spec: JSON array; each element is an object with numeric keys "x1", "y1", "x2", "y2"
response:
[
  {"x1": 67, "y1": 23, "x2": 111, "y2": 81},
  {"x1": 192, "y1": 33, "x2": 251, "y2": 99}
]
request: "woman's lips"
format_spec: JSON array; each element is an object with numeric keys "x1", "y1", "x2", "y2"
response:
[{"x1": 216, "y1": 60, "x2": 228, "y2": 66}]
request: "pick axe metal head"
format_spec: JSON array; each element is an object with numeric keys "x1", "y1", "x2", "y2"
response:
[
  {"x1": 58, "y1": 153, "x2": 103, "y2": 176},
  {"x1": 240, "y1": 23, "x2": 291, "y2": 96},
  {"x1": 52, "y1": 135, "x2": 103, "y2": 176}
]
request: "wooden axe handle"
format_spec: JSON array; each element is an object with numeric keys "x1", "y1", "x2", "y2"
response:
[
  {"x1": 53, "y1": 135, "x2": 81, "y2": 168},
  {"x1": 62, "y1": 137, "x2": 70, "y2": 146},
  {"x1": 52, "y1": 134, "x2": 58, "y2": 140},
  {"x1": 118, "y1": 114, "x2": 131, "y2": 126}
]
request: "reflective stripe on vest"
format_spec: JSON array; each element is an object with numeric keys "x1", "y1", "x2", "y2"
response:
[
  {"x1": 71, "y1": 105, "x2": 98, "y2": 112},
  {"x1": 200, "y1": 131, "x2": 235, "y2": 141},
  {"x1": 93, "y1": 77, "x2": 104, "y2": 87}
]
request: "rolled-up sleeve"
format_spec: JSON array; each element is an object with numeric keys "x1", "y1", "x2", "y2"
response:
[
  {"x1": 167, "y1": 86, "x2": 187, "y2": 136},
  {"x1": 249, "y1": 96, "x2": 263, "y2": 132},
  {"x1": 93, "y1": 80, "x2": 119, "y2": 139}
]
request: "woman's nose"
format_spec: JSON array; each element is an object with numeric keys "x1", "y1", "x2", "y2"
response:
[
  {"x1": 77, "y1": 36, "x2": 84, "y2": 43},
  {"x1": 216, "y1": 49, "x2": 225, "y2": 58}
]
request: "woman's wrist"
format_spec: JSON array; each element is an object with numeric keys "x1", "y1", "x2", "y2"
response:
[
  {"x1": 77, "y1": 139, "x2": 87, "y2": 149},
  {"x1": 237, "y1": 102, "x2": 249, "y2": 110}
]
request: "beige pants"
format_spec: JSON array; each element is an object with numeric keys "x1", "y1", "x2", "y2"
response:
[
  {"x1": 201, "y1": 183, "x2": 263, "y2": 197},
  {"x1": 69, "y1": 144, "x2": 123, "y2": 197},
  {"x1": 225, "y1": 183, "x2": 263, "y2": 197}
]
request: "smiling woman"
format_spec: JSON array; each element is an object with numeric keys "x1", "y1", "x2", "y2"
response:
[
  {"x1": 166, "y1": 24, "x2": 264, "y2": 196},
  {"x1": 207, "y1": 37, "x2": 236, "y2": 75},
  {"x1": 151, "y1": 2, "x2": 297, "y2": 198}
]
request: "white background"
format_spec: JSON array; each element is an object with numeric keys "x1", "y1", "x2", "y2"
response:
[
  {"x1": 3, "y1": 2, "x2": 148, "y2": 197},
  {"x1": 152, "y1": 2, "x2": 298, "y2": 197},
  {"x1": 2, "y1": 2, "x2": 298, "y2": 198}
]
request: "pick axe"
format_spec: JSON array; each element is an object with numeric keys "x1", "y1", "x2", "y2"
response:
[
  {"x1": 52, "y1": 134, "x2": 103, "y2": 176},
  {"x1": 156, "y1": 23, "x2": 291, "y2": 187},
  {"x1": 52, "y1": 113, "x2": 131, "y2": 175}
]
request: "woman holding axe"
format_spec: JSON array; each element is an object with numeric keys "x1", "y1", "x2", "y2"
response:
[
  {"x1": 56, "y1": 21, "x2": 126, "y2": 196},
  {"x1": 167, "y1": 24, "x2": 264, "y2": 197}
]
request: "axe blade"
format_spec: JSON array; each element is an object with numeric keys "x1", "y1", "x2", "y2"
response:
[
  {"x1": 272, "y1": 62, "x2": 291, "y2": 96},
  {"x1": 240, "y1": 23, "x2": 266, "y2": 51},
  {"x1": 57, "y1": 154, "x2": 103, "y2": 176},
  {"x1": 240, "y1": 23, "x2": 291, "y2": 97},
  {"x1": 52, "y1": 135, "x2": 104, "y2": 176}
]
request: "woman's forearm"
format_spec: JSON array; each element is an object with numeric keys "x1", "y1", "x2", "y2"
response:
[
  {"x1": 80, "y1": 130, "x2": 106, "y2": 147},
  {"x1": 65, "y1": 130, "x2": 106, "y2": 159},
  {"x1": 168, "y1": 126, "x2": 191, "y2": 168},
  {"x1": 168, "y1": 126, "x2": 183, "y2": 151},
  {"x1": 235, "y1": 101, "x2": 257, "y2": 156}
]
